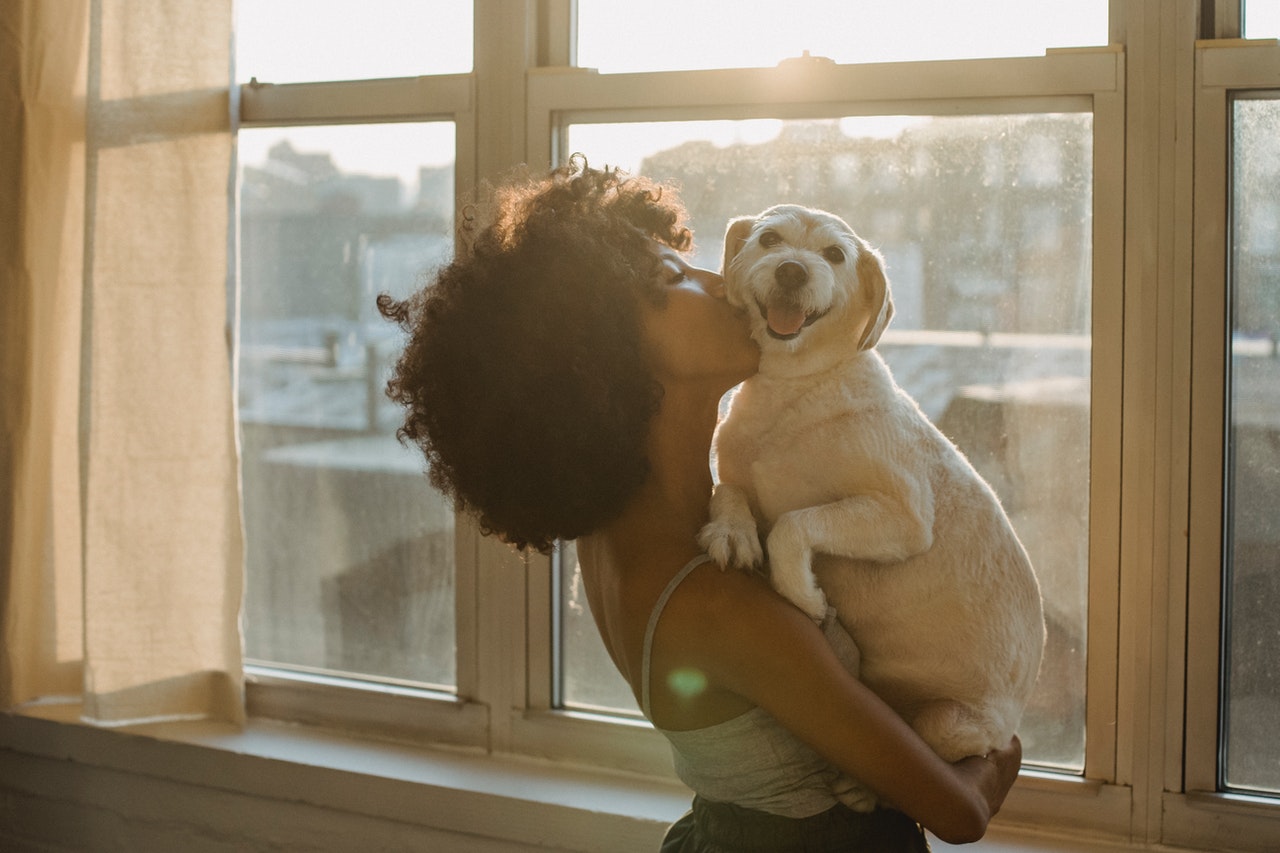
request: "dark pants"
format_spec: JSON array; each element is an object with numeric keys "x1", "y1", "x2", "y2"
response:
[{"x1": 661, "y1": 796, "x2": 932, "y2": 853}]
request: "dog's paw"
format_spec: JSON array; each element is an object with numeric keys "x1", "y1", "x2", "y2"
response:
[
  {"x1": 832, "y1": 773, "x2": 878, "y2": 813},
  {"x1": 697, "y1": 519, "x2": 764, "y2": 571},
  {"x1": 699, "y1": 485, "x2": 765, "y2": 570},
  {"x1": 768, "y1": 562, "x2": 828, "y2": 622},
  {"x1": 782, "y1": 583, "x2": 828, "y2": 623}
]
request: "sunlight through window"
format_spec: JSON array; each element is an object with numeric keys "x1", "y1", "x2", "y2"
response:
[
  {"x1": 577, "y1": 0, "x2": 1109, "y2": 73},
  {"x1": 1245, "y1": 0, "x2": 1280, "y2": 37},
  {"x1": 234, "y1": 0, "x2": 472, "y2": 83}
]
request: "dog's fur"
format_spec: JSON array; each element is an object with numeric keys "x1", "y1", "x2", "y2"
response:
[{"x1": 698, "y1": 205, "x2": 1045, "y2": 798}]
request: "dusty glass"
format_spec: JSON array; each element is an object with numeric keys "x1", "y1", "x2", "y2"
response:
[
  {"x1": 238, "y1": 123, "x2": 457, "y2": 688},
  {"x1": 559, "y1": 113, "x2": 1093, "y2": 773},
  {"x1": 1223, "y1": 95, "x2": 1280, "y2": 796}
]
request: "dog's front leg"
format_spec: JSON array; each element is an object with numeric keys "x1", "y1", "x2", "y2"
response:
[
  {"x1": 697, "y1": 483, "x2": 765, "y2": 570},
  {"x1": 768, "y1": 485, "x2": 934, "y2": 620},
  {"x1": 765, "y1": 512, "x2": 828, "y2": 620}
]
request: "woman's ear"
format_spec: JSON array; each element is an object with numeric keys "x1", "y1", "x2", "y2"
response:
[
  {"x1": 721, "y1": 216, "x2": 756, "y2": 279},
  {"x1": 855, "y1": 240, "x2": 894, "y2": 351}
]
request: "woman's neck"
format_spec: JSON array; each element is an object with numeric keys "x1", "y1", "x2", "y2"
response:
[{"x1": 582, "y1": 383, "x2": 724, "y2": 573}]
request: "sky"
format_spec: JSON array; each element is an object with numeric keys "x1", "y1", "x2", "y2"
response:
[{"x1": 1245, "y1": 0, "x2": 1280, "y2": 35}]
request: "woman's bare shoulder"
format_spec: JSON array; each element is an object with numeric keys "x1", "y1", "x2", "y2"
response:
[{"x1": 659, "y1": 561, "x2": 840, "y2": 688}]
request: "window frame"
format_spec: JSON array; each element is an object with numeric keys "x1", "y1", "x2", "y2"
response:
[
  {"x1": 1173, "y1": 34, "x2": 1280, "y2": 849},
  {"x1": 517, "y1": 45, "x2": 1130, "y2": 829},
  {"x1": 230, "y1": 3, "x2": 1280, "y2": 849},
  {"x1": 236, "y1": 71, "x2": 488, "y2": 750}
]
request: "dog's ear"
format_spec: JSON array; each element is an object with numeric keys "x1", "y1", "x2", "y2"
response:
[
  {"x1": 855, "y1": 240, "x2": 894, "y2": 351},
  {"x1": 721, "y1": 216, "x2": 756, "y2": 278}
]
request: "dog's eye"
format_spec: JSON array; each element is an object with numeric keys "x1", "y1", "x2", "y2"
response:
[
  {"x1": 759, "y1": 230, "x2": 782, "y2": 248},
  {"x1": 822, "y1": 246, "x2": 846, "y2": 264}
]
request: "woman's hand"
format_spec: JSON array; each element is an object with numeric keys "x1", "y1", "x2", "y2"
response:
[
  {"x1": 872, "y1": 735, "x2": 1021, "y2": 844},
  {"x1": 661, "y1": 564, "x2": 1026, "y2": 845},
  {"x1": 953, "y1": 735, "x2": 1023, "y2": 830}
]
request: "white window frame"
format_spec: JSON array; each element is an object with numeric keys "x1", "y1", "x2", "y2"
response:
[
  {"x1": 236, "y1": 71, "x2": 490, "y2": 751},
  {"x1": 516, "y1": 40, "x2": 1131, "y2": 828},
  {"x1": 1172, "y1": 34, "x2": 1280, "y2": 851}
]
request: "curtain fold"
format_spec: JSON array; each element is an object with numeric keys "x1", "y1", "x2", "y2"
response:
[
  {"x1": 0, "y1": 0, "x2": 90, "y2": 710},
  {"x1": 1, "y1": 0, "x2": 243, "y2": 725}
]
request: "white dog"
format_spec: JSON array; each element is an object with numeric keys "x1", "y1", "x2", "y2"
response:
[{"x1": 698, "y1": 204, "x2": 1045, "y2": 785}]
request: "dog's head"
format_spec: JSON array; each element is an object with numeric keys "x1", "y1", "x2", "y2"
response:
[{"x1": 721, "y1": 205, "x2": 892, "y2": 359}]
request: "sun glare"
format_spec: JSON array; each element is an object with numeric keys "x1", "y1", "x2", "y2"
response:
[
  {"x1": 233, "y1": 1, "x2": 1112, "y2": 192},
  {"x1": 1245, "y1": 0, "x2": 1280, "y2": 37},
  {"x1": 234, "y1": 0, "x2": 471, "y2": 84},
  {"x1": 576, "y1": 0, "x2": 1110, "y2": 73}
]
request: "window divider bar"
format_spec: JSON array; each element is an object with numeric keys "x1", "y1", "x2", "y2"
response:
[
  {"x1": 1084, "y1": 72, "x2": 1126, "y2": 787},
  {"x1": 239, "y1": 74, "x2": 473, "y2": 126},
  {"x1": 528, "y1": 50, "x2": 1123, "y2": 117},
  {"x1": 1197, "y1": 37, "x2": 1280, "y2": 86}
]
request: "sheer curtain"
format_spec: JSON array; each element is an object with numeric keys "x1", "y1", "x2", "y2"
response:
[{"x1": 1, "y1": 0, "x2": 243, "y2": 724}]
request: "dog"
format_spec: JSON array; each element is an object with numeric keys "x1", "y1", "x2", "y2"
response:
[{"x1": 698, "y1": 204, "x2": 1045, "y2": 802}]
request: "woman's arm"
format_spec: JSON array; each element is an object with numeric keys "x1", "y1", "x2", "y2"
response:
[{"x1": 666, "y1": 564, "x2": 1021, "y2": 844}]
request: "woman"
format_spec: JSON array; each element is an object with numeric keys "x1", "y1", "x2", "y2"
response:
[{"x1": 380, "y1": 158, "x2": 1021, "y2": 851}]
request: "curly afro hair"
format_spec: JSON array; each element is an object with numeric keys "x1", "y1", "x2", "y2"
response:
[{"x1": 378, "y1": 158, "x2": 692, "y2": 553}]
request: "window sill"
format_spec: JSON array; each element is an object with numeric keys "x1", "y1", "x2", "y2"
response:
[
  {"x1": 0, "y1": 703, "x2": 1184, "y2": 852},
  {"x1": 1, "y1": 701, "x2": 688, "y2": 852}
]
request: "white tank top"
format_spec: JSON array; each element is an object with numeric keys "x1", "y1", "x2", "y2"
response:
[{"x1": 641, "y1": 554, "x2": 863, "y2": 818}]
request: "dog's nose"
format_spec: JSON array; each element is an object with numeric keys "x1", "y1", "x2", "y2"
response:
[{"x1": 775, "y1": 260, "x2": 808, "y2": 290}]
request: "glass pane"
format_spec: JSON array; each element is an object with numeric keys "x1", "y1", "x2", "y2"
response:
[
  {"x1": 234, "y1": 1, "x2": 472, "y2": 83},
  {"x1": 1245, "y1": 0, "x2": 1280, "y2": 37},
  {"x1": 559, "y1": 542, "x2": 641, "y2": 714},
  {"x1": 238, "y1": 123, "x2": 457, "y2": 688},
  {"x1": 577, "y1": 0, "x2": 1108, "y2": 74},
  {"x1": 560, "y1": 114, "x2": 1092, "y2": 772},
  {"x1": 1223, "y1": 96, "x2": 1280, "y2": 796}
]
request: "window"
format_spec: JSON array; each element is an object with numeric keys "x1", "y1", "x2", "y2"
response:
[
  {"x1": 229, "y1": 3, "x2": 1280, "y2": 849},
  {"x1": 1244, "y1": 0, "x2": 1280, "y2": 37},
  {"x1": 234, "y1": 0, "x2": 471, "y2": 82},
  {"x1": 233, "y1": 2, "x2": 477, "y2": 733},
  {"x1": 238, "y1": 121, "x2": 458, "y2": 689},
  {"x1": 559, "y1": 113, "x2": 1095, "y2": 773},
  {"x1": 576, "y1": 0, "x2": 1109, "y2": 72},
  {"x1": 1222, "y1": 94, "x2": 1280, "y2": 797},
  {"x1": 526, "y1": 21, "x2": 1130, "y2": 807},
  {"x1": 1182, "y1": 31, "x2": 1280, "y2": 850}
]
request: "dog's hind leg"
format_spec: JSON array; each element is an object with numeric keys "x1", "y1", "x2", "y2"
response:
[{"x1": 910, "y1": 699, "x2": 1004, "y2": 763}]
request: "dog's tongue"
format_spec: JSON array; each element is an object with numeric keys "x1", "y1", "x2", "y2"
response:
[{"x1": 767, "y1": 304, "x2": 809, "y2": 337}]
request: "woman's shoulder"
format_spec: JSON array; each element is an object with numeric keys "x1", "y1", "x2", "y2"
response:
[{"x1": 658, "y1": 559, "x2": 837, "y2": 683}]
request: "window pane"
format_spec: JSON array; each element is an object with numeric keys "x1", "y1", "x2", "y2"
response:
[
  {"x1": 238, "y1": 123, "x2": 457, "y2": 688},
  {"x1": 1245, "y1": 0, "x2": 1280, "y2": 37},
  {"x1": 577, "y1": 0, "x2": 1108, "y2": 74},
  {"x1": 559, "y1": 541, "x2": 641, "y2": 714},
  {"x1": 1223, "y1": 95, "x2": 1280, "y2": 796},
  {"x1": 560, "y1": 114, "x2": 1092, "y2": 772},
  {"x1": 234, "y1": 1, "x2": 472, "y2": 83}
]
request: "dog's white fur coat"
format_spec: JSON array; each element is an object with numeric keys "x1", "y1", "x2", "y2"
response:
[{"x1": 699, "y1": 205, "x2": 1045, "y2": 794}]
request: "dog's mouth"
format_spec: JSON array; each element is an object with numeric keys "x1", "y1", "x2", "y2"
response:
[{"x1": 757, "y1": 298, "x2": 828, "y2": 340}]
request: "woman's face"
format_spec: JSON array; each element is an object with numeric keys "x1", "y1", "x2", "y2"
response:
[{"x1": 639, "y1": 242, "x2": 760, "y2": 391}]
